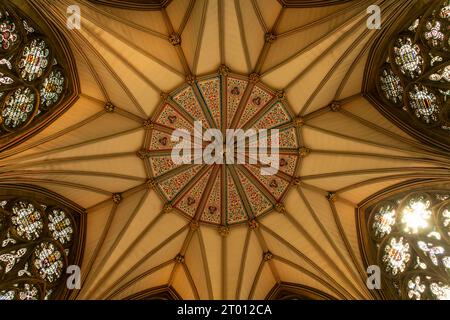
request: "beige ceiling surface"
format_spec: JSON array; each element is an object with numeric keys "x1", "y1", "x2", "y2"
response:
[{"x1": 1, "y1": 0, "x2": 448, "y2": 299}]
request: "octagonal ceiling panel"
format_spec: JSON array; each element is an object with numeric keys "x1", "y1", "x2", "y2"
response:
[{"x1": 0, "y1": 0, "x2": 448, "y2": 301}]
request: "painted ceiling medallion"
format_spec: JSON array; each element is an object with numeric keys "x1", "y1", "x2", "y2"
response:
[{"x1": 142, "y1": 68, "x2": 300, "y2": 226}]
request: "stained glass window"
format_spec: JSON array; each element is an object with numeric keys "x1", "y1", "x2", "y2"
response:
[
  {"x1": 393, "y1": 37, "x2": 423, "y2": 79},
  {"x1": 0, "y1": 190, "x2": 82, "y2": 300},
  {"x1": 377, "y1": 0, "x2": 450, "y2": 134},
  {"x1": 379, "y1": 66, "x2": 403, "y2": 104},
  {"x1": 365, "y1": 187, "x2": 450, "y2": 300},
  {"x1": 0, "y1": 1, "x2": 67, "y2": 137}
]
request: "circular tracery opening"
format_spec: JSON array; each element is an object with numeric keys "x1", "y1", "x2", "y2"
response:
[{"x1": 141, "y1": 69, "x2": 300, "y2": 226}]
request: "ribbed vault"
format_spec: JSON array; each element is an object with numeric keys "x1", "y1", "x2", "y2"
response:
[{"x1": 1, "y1": 0, "x2": 449, "y2": 300}]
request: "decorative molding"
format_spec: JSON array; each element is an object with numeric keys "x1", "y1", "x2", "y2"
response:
[
  {"x1": 263, "y1": 251, "x2": 273, "y2": 261},
  {"x1": 218, "y1": 225, "x2": 230, "y2": 237},
  {"x1": 298, "y1": 147, "x2": 311, "y2": 157},
  {"x1": 264, "y1": 32, "x2": 277, "y2": 44},
  {"x1": 248, "y1": 219, "x2": 259, "y2": 230},
  {"x1": 168, "y1": 32, "x2": 181, "y2": 46},
  {"x1": 88, "y1": 0, "x2": 172, "y2": 11},
  {"x1": 112, "y1": 193, "x2": 122, "y2": 204}
]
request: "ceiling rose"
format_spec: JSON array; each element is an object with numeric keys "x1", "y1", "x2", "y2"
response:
[{"x1": 140, "y1": 66, "x2": 301, "y2": 226}]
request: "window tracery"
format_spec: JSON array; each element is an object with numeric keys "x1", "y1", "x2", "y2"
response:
[
  {"x1": 365, "y1": 187, "x2": 450, "y2": 300},
  {"x1": 374, "y1": 0, "x2": 450, "y2": 147},
  {"x1": 0, "y1": 187, "x2": 84, "y2": 300},
  {"x1": 0, "y1": 2, "x2": 73, "y2": 146}
]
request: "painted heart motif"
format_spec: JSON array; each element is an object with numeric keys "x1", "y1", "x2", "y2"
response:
[
  {"x1": 280, "y1": 158, "x2": 287, "y2": 167},
  {"x1": 231, "y1": 87, "x2": 240, "y2": 95},
  {"x1": 187, "y1": 197, "x2": 196, "y2": 206},
  {"x1": 270, "y1": 180, "x2": 278, "y2": 188},
  {"x1": 208, "y1": 206, "x2": 217, "y2": 214},
  {"x1": 159, "y1": 137, "x2": 168, "y2": 145},
  {"x1": 252, "y1": 96, "x2": 261, "y2": 106},
  {"x1": 168, "y1": 115, "x2": 177, "y2": 123}
]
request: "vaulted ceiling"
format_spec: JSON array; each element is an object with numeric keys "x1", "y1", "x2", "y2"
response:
[{"x1": 1, "y1": 0, "x2": 449, "y2": 300}]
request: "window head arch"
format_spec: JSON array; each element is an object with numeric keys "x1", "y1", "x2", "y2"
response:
[
  {"x1": 358, "y1": 181, "x2": 450, "y2": 300},
  {"x1": 0, "y1": 184, "x2": 85, "y2": 300},
  {"x1": 0, "y1": 1, "x2": 78, "y2": 152},
  {"x1": 266, "y1": 282, "x2": 335, "y2": 300},
  {"x1": 365, "y1": 0, "x2": 450, "y2": 150}
]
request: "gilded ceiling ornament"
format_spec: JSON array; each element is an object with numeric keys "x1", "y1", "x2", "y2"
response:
[
  {"x1": 190, "y1": 220, "x2": 199, "y2": 231},
  {"x1": 326, "y1": 192, "x2": 337, "y2": 202},
  {"x1": 264, "y1": 32, "x2": 277, "y2": 44},
  {"x1": 185, "y1": 74, "x2": 195, "y2": 85},
  {"x1": 112, "y1": 193, "x2": 122, "y2": 204},
  {"x1": 298, "y1": 147, "x2": 311, "y2": 157},
  {"x1": 163, "y1": 203, "x2": 173, "y2": 213},
  {"x1": 276, "y1": 90, "x2": 286, "y2": 101},
  {"x1": 248, "y1": 219, "x2": 259, "y2": 230},
  {"x1": 146, "y1": 178, "x2": 157, "y2": 190},
  {"x1": 174, "y1": 254, "x2": 185, "y2": 263},
  {"x1": 143, "y1": 119, "x2": 154, "y2": 130},
  {"x1": 263, "y1": 251, "x2": 274, "y2": 261},
  {"x1": 168, "y1": 32, "x2": 181, "y2": 46},
  {"x1": 218, "y1": 64, "x2": 230, "y2": 76},
  {"x1": 218, "y1": 225, "x2": 230, "y2": 237},
  {"x1": 136, "y1": 148, "x2": 151, "y2": 159},
  {"x1": 329, "y1": 101, "x2": 341, "y2": 112},
  {"x1": 248, "y1": 73, "x2": 260, "y2": 83},
  {"x1": 293, "y1": 117, "x2": 304, "y2": 128},
  {"x1": 274, "y1": 202, "x2": 286, "y2": 214}
]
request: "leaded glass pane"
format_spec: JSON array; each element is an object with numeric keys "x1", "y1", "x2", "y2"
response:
[{"x1": 366, "y1": 187, "x2": 450, "y2": 299}]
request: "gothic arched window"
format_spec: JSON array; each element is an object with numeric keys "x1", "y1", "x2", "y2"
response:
[
  {"x1": 367, "y1": 0, "x2": 450, "y2": 150},
  {"x1": 0, "y1": 185, "x2": 85, "y2": 300},
  {"x1": 359, "y1": 183, "x2": 450, "y2": 300},
  {"x1": 0, "y1": 1, "x2": 77, "y2": 151}
]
